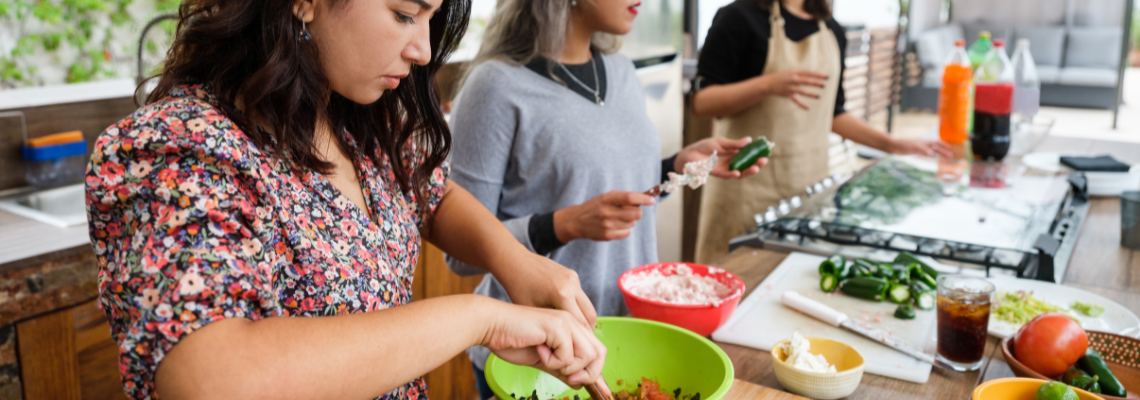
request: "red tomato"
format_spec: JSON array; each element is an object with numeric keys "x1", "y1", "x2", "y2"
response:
[{"x1": 1012, "y1": 313, "x2": 1089, "y2": 377}]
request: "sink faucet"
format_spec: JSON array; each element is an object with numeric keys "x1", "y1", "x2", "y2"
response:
[{"x1": 136, "y1": 13, "x2": 179, "y2": 86}]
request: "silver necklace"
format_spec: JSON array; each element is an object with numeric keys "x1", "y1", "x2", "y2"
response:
[{"x1": 556, "y1": 56, "x2": 604, "y2": 106}]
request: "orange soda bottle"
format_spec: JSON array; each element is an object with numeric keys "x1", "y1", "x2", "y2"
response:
[{"x1": 939, "y1": 40, "x2": 972, "y2": 145}]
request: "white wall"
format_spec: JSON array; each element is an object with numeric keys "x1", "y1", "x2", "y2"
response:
[
  {"x1": 944, "y1": 0, "x2": 1125, "y2": 27},
  {"x1": 696, "y1": 0, "x2": 903, "y2": 51},
  {"x1": 695, "y1": 0, "x2": 735, "y2": 49},
  {"x1": 833, "y1": 0, "x2": 901, "y2": 28},
  {"x1": 950, "y1": 0, "x2": 1068, "y2": 27},
  {"x1": 1070, "y1": 0, "x2": 1126, "y2": 27},
  {"x1": 908, "y1": 0, "x2": 947, "y2": 37}
]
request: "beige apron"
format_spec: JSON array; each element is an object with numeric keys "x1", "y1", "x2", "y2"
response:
[{"x1": 695, "y1": 2, "x2": 841, "y2": 263}]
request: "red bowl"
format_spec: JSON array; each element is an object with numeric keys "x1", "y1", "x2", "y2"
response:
[{"x1": 617, "y1": 263, "x2": 746, "y2": 336}]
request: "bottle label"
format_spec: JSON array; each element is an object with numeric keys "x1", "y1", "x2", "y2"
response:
[{"x1": 975, "y1": 82, "x2": 1014, "y2": 115}]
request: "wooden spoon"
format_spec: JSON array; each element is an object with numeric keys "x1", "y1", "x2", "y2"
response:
[{"x1": 585, "y1": 378, "x2": 613, "y2": 400}]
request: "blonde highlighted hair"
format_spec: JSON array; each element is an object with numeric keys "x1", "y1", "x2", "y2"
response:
[{"x1": 474, "y1": 0, "x2": 621, "y2": 66}]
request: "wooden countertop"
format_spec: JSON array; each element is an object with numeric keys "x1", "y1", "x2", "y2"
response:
[{"x1": 713, "y1": 136, "x2": 1140, "y2": 399}]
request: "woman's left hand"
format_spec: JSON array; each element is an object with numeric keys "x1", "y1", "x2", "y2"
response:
[
  {"x1": 494, "y1": 251, "x2": 598, "y2": 327},
  {"x1": 676, "y1": 137, "x2": 768, "y2": 179},
  {"x1": 887, "y1": 138, "x2": 954, "y2": 158}
]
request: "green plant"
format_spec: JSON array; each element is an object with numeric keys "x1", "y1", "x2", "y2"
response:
[
  {"x1": 0, "y1": 0, "x2": 179, "y2": 88},
  {"x1": 1132, "y1": 7, "x2": 1140, "y2": 50}
]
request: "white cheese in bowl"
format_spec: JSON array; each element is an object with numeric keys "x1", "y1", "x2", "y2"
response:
[
  {"x1": 783, "y1": 332, "x2": 837, "y2": 373},
  {"x1": 622, "y1": 263, "x2": 733, "y2": 306}
]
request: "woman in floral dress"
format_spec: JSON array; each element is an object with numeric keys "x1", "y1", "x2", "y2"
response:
[{"x1": 86, "y1": 0, "x2": 607, "y2": 398}]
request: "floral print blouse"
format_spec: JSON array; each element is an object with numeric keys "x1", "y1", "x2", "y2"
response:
[{"x1": 86, "y1": 85, "x2": 448, "y2": 399}]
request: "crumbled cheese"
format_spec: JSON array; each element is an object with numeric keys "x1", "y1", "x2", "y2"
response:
[
  {"x1": 783, "y1": 332, "x2": 837, "y2": 373},
  {"x1": 659, "y1": 152, "x2": 717, "y2": 194},
  {"x1": 622, "y1": 263, "x2": 734, "y2": 306}
]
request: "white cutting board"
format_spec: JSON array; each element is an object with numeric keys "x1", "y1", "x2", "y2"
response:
[{"x1": 712, "y1": 252, "x2": 936, "y2": 383}]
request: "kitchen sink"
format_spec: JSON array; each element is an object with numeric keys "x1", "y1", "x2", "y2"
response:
[{"x1": 0, "y1": 183, "x2": 86, "y2": 228}]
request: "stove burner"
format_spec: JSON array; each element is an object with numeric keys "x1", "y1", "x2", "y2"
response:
[{"x1": 729, "y1": 163, "x2": 1092, "y2": 283}]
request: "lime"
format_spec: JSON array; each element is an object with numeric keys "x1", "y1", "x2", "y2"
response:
[{"x1": 1036, "y1": 381, "x2": 1079, "y2": 400}]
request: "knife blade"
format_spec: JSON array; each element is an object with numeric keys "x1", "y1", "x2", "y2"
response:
[{"x1": 780, "y1": 290, "x2": 940, "y2": 367}]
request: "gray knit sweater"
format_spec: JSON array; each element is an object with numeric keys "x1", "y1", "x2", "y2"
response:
[{"x1": 446, "y1": 53, "x2": 661, "y2": 369}]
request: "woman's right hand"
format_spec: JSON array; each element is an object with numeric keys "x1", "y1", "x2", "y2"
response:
[
  {"x1": 553, "y1": 191, "x2": 655, "y2": 242},
  {"x1": 758, "y1": 69, "x2": 829, "y2": 110},
  {"x1": 481, "y1": 298, "x2": 607, "y2": 388}
]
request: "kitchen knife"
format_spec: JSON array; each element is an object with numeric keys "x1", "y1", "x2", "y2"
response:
[{"x1": 781, "y1": 290, "x2": 940, "y2": 367}]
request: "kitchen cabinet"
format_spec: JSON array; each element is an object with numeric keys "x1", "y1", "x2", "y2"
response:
[
  {"x1": 6, "y1": 243, "x2": 485, "y2": 400},
  {"x1": 17, "y1": 299, "x2": 124, "y2": 400}
]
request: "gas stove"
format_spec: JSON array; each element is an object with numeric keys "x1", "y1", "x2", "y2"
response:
[{"x1": 729, "y1": 156, "x2": 1090, "y2": 283}]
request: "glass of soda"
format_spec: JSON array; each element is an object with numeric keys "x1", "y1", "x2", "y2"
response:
[{"x1": 936, "y1": 275, "x2": 994, "y2": 371}]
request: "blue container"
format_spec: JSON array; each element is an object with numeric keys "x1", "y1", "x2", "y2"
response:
[{"x1": 22, "y1": 140, "x2": 88, "y2": 188}]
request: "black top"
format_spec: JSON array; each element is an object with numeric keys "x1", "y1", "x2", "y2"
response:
[
  {"x1": 524, "y1": 53, "x2": 678, "y2": 255},
  {"x1": 697, "y1": 0, "x2": 848, "y2": 116},
  {"x1": 526, "y1": 50, "x2": 609, "y2": 105}
]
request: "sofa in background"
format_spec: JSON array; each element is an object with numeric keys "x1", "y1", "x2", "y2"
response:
[{"x1": 902, "y1": 22, "x2": 1123, "y2": 110}]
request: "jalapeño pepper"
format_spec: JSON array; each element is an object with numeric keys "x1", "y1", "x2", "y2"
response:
[{"x1": 728, "y1": 137, "x2": 774, "y2": 171}]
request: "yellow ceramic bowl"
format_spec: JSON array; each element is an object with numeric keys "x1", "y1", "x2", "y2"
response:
[
  {"x1": 972, "y1": 378, "x2": 1106, "y2": 400},
  {"x1": 770, "y1": 337, "x2": 865, "y2": 400}
]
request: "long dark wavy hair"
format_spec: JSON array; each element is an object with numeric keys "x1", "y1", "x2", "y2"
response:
[
  {"x1": 147, "y1": 0, "x2": 470, "y2": 224},
  {"x1": 758, "y1": 0, "x2": 831, "y2": 19}
]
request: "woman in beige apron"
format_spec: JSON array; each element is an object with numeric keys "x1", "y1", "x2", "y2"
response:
[{"x1": 693, "y1": 0, "x2": 949, "y2": 263}]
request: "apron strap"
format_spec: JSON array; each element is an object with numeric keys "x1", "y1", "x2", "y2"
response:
[
  {"x1": 770, "y1": 1, "x2": 784, "y2": 31},
  {"x1": 772, "y1": 2, "x2": 832, "y2": 38}
]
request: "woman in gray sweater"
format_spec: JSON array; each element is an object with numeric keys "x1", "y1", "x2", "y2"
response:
[{"x1": 446, "y1": 0, "x2": 768, "y2": 397}]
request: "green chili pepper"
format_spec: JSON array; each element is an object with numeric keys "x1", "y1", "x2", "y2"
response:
[
  {"x1": 728, "y1": 137, "x2": 773, "y2": 171},
  {"x1": 818, "y1": 255, "x2": 845, "y2": 293},
  {"x1": 911, "y1": 283, "x2": 935, "y2": 310},
  {"x1": 851, "y1": 259, "x2": 879, "y2": 278},
  {"x1": 891, "y1": 264, "x2": 912, "y2": 284},
  {"x1": 820, "y1": 273, "x2": 840, "y2": 293},
  {"x1": 840, "y1": 277, "x2": 890, "y2": 301},
  {"x1": 887, "y1": 282, "x2": 912, "y2": 304},
  {"x1": 896, "y1": 252, "x2": 940, "y2": 280},
  {"x1": 908, "y1": 264, "x2": 938, "y2": 289},
  {"x1": 818, "y1": 255, "x2": 845, "y2": 276},
  {"x1": 1063, "y1": 367, "x2": 1093, "y2": 387},
  {"x1": 894, "y1": 303, "x2": 916, "y2": 319},
  {"x1": 1078, "y1": 349, "x2": 1126, "y2": 396}
]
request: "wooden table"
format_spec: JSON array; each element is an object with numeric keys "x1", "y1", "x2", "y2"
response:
[{"x1": 713, "y1": 137, "x2": 1140, "y2": 399}]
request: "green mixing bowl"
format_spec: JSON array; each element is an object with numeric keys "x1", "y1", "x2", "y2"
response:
[{"x1": 485, "y1": 316, "x2": 734, "y2": 399}]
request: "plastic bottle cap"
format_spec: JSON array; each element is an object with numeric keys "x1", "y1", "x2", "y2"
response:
[
  {"x1": 993, "y1": 39, "x2": 1005, "y2": 48},
  {"x1": 954, "y1": 39, "x2": 966, "y2": 47}
]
